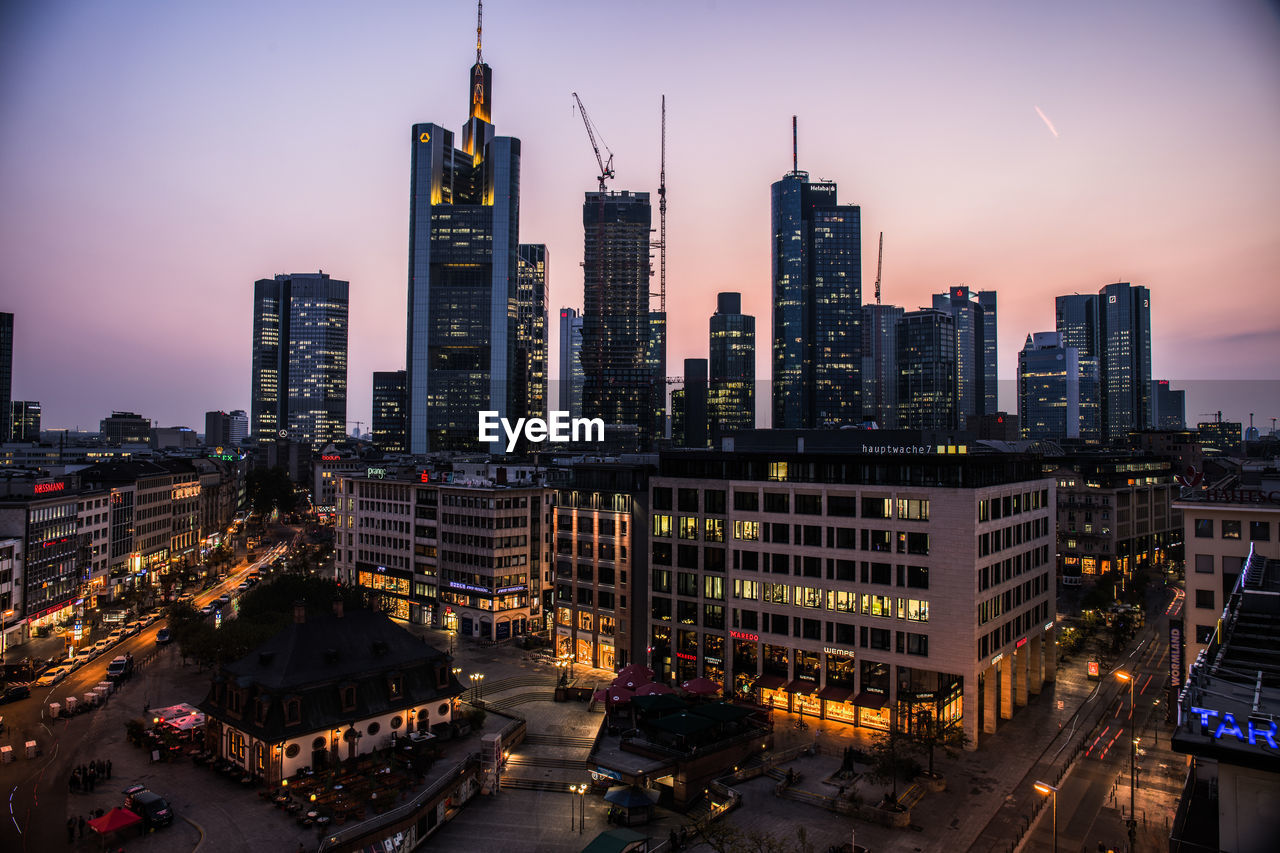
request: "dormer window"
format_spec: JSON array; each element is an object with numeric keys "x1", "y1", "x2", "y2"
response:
[
  {"x1": 434, "y1": 665, "x2": 448, "y2": 690},
  {"x1": 285, "y1": 698, "x2": 302, "y2": 726},
  {"x1": 340, "y1": 684, "x2": 357, "y2": 713},
  {"x1": 388, "y1": 675, "x2": 402, "y2": 699},
  {"x1": 255, "y1": 697, "x2": 270, "y2": 725}
]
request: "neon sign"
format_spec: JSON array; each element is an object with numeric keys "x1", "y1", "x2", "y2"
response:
[
  {"x1": 34, "y1": 482, "x2": 65, "y2": 494},
  {"x1": 675, "y1": 652, "x2": 696, "y2": 661},
  {"x1": 1188, "y1": 706, "x2": 1278, "y2": 749},
  {"x1": 1016, "y1": 637, "x2": 1027, "y2": 649},
  {"x1": 420, "y1": 471, "x2": 431, "y2": 483},
  {"x1": 823, "y1": 647, "x2": 855, "y2": 658},
  {"x1": 367, "y1": 467, "x2": 386, "y2": 479},
  {"x1": 729, "y1": 630, "x2": 758, "y2": 642},
  {"x1": 321, "y1": 455, "x2": 341, "y2": 462}
]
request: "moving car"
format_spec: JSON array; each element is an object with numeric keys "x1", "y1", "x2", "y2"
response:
[
  {"x1": 124, "y1": 786, "x2": 174, "y2": 828},
  {"x1": 200, "y1": 605, "x2": 215, "y2": 616},
  {"x1": 155, "y1": 628, "x2": 172, "y2": 645},
  {"x1": 106, "y1": 656, "x2": 133, "y2": 682}
]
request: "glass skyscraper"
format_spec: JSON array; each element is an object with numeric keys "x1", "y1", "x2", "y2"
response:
[
  {"x1": 0, "y1": 312, "x2": 11, "y2": 442},
  {"x1": 771, "y1": 171, "x2": 861, "y2": 429},
  {"x1": 932, "y1": 286, "x2": 997, "y2": 425},
  {"x1": 896, "y1": 309, "x2": 956, "y2": 430},
  {"x1": 406, "y1": 25, "x2": 523, "y2": 452},
  {"x1": 516, "y1": 244, "x2": 548, "y2": 422},
  {"x1": 861, "y1": 303, "x2": 904, "y2": 427},
  {"x1": 558, "y1": 307, "x2": 584, "y2": 418},
  {"x1": 708, "y1": 292, "x2": 754, "y2": 440},
  {"x1": 1017, "y1": 332, "x2": 1080, "y2": 441},
  {"x1": 372, "y1": 370, "x2": 407, "y2": 452},
  {"x1": 250, "y1": 272, "x2": 349, "y2": 449}
]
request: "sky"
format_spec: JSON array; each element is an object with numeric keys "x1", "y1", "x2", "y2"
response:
[{"x1": 1, "y1": 0, "x2": 1278, "y2": 433}]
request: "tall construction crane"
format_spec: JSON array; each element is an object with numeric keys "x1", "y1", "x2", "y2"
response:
[
  {"x1": 874, "y1": 231, "x2": 883, "y2": 305},
  {"x1": 571, "y1": 93, "x2": 614, "y2": 192},
  {"x1": 653, "y1": 95, "x2": 667, "y2": 312}
]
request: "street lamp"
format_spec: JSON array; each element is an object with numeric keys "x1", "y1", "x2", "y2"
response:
[
  {"x1": 448, "y1": 628, "x2": 456, "y2": 657},
  {"x1": 476, "y1": 673, "x2": 485, "y2": 700},
  {"x1": 576, "y1": 783, "x2": 587, "y2": 834},
  {"x1": 1033, "y1": 781, "x2": 1058, "y2": 853},
  {"x1": 1116, "y1": 670, "x2": 1137, "y2": 850}
]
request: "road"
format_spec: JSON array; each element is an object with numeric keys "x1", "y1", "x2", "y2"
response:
[{"x1": 0, "y1": 532, "x2": 296, "y2": 851}]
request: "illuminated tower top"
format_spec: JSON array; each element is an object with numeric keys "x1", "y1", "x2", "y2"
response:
[{"x1": 463, "y1": 1, "x2": 493, "y2": 154}]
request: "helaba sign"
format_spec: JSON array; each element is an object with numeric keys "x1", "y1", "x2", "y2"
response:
[
  {"x1": 478, "y1": 411, "x2": 604, "y2": 452},
  {"x1": 1188, "y1": 706, "x2": 1278, "y2": 749}
]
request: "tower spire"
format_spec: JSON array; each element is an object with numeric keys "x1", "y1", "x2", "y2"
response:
[
  {"x1": 476, "y1": 0, "x2": 483, "y2": 65},
  {"x1": 792, "y1": 115, "x2": 797, "y2": 172}
]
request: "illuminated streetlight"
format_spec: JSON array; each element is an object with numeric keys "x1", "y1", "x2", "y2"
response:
[
  {"x1": 1115, "y1": 670, "x2": 1137, "y2": 849},
  {"x1": 1033, "y1": 781, "x2": 1058, "y2": 852}
]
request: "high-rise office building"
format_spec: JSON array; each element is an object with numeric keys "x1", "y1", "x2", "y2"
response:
[
  {"x1": 100, "y1": 411, "x2": 151, "y2": 444},
  {"x1": 1098, "y1": 282, "x2": 1152, "y2": 442},
  {"x1": 372, "y1": 370, "x2": 408, "y2": 452},
  {"x1": 581, "y1": 191, "x2": 653, "y2": 447},
  {"x1": 205, "y1": 410, "x2": 231, "y2": 447},
  {"x1": 673, "y1": 358, "x2": 709, "y2": 448},
  {"x1": 932, "y1": 287, "x2": 997, "y2": 425},
  {"x1": 406, "y1": 16, "x2": 522, "y2": 453},
  {"x1": 771, "y1": 163, "x2": 861, "y2": 429},
  {"x1": 1054, "y1": 294, "x2": 1097, "y2": 357},
  {"x1": 228, "y1": 410, "x2": 249, "y2": 446},
  {"x1": 1151, "y1": 380, "x2": 1185, "y2": 430},
  {"x1": 1017, "y1": 332, "x2": 1079, "y2": 441},
  {"x1": 558, "y1": 308, "x2": 584, "y2": 418},
  {"x1": 9, "y1": 401, "x2": 39, "y2": 442},
  {"x1": 861, "y1": 304, "x2": 904, "y2": 427},
  {"x1": 647, "y1": 312, "x2": 667, "y2": 441},
  {"x1": 897, "y1": 309, "x2": 957, "y2": 430},
  {"x1": 516, "y1": 245, "x2": 549, "y2": 423},
  {"x1": 708, "y1": 292, "x2": 755, "y2": 440},
  {"x1": 0, "y1": 313, "x2": 11, "y2": 442},
  {"x1": 250, "y1": 272, "x2": 349, "y2": 449}
]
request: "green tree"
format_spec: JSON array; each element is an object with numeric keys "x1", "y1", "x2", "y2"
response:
[
  {"x1": 695, "y1": 817, "x2": 815, "y2": 853},
  {"x1": 911, "y1": 713, "x2": 968, "y2": 777},
  {"x1": 865, "y1": 726, "x2": 916, "y2": 805}
]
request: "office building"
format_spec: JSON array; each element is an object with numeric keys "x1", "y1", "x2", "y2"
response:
[
  {"x1": 932, "y1": 287, "x2": 997, "y2": 425},
  {"x1": 0, "y1": 478, "x2": 81, "y2": 629},
  {"x1": 1054, "y1": 294, "x2": 1097, "y2": 358},
  {"x1": 205, "y1": 411, "x2": 232, "y2": 448},
  {"x1": 405, "y1": 21, "x2": 522, "y2": 453},
  {"x1": 673, "y1": 359, "x2": 709, "y2": 448},
  {"x1": 558, "y1": 308, "x2": 584, "y2": 419},
  {"x1": 0, "y1": 538, "x2": 22, "y2": 654},
  {"x1": 646, "y1": 437, "x2": 1056, "y2": 748},
  {"x1": 10, "y1": 401, "x2": 40, "y2": 442},
  {"x1": 516, "y1": 244, "x2": 549, "y2": 423},
  {"x1": 861, "y1": 304, "x2": 904, "y2": 427},
  {"x1": 708, "y1": 292, "x2": 754, "y2": 441},
  {"x1": 0, "y1": 313, "x2": 11, "y2": 442},
  {"x1": 371, "y1": 371, "x2": 408, "y2": 453},
  {"x1": 1197, "y1": 418, "x2": 1243, "y2": 456},
  {"x1": 771, "y1": 166, "x2": 861, "y2": 429},
  {"x1": 250, "y1": 272, "x2": 349, "y2": 449},
  {"x1": 1151, "y1": 380, "x2": 1185, "y2": 430},
  {"x1": 1098, "y1": 282, "x2": 1152, "y2": 442},
  {"x1": 228, "y1": 410, "x2": 248, "y2": 446},
  {"x1": 647, "y1": 311, "x2": 667, "y2": 441},
  {"x1": 581, "y1": 191, "x2": 653, "y2": 447},
  {"x1": 1017, "y1": 332, "x2": 1080, "y2": 441},
  {"x1": 897, "y1": 310, "x2": 957, "y2": 430},
  {"x1": 100, "y1": 411, "x2": 151, "y2": 444}
]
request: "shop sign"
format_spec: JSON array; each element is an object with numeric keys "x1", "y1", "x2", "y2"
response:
[
  {"x1": 991, "y1": 653, "x2": 1004, "y2": 666},
  {"x1": 367, "y1": 467, "x2": 387, "y2": 479},
  {"x1": 1188, "y1": 706, "x2": 1278, "y2": 749},
  {"x1": 1169, "y1": 619, "x2": 1183, "y2": 689},
  {"x1": 321, "y1": 455, "x2": 341, "y2": 461},
  {"x1": 34, "y1": 481, "x2": 65, "y2": 494},
  {"x1": 420, "y1": 471, "x2": 431, "y2": 483},
  {"x1": 729, "y1": 629, "x2": 758, "y2": 642},
  {"x1": 448, "y1": 580, "x2": 490, "y2": 594},
  {"x1": 1199, "y1": 489, "x2": 1280, "y2": 505},
  {"x1": 592, "y1": 767, "x2": 623, "y2": 782},
  {"x1": 704, "y1": 656, "x2": 722, "y2": 666},
  {"x1": 675, "y1": 652, "x2": 696, "y2": 661},
  {"x1": 823, "y1": 647, "x2": 855, "y2": 658},
  {"x1": 495, "y1": 585, "x2": 526, "y2": 595},
  {"x1": 1016, "y1": 637, "x2": 1027, "y2": 649},
  {"x1": 1087, "y1": 660, "x2": 1100, "y2": 677}
]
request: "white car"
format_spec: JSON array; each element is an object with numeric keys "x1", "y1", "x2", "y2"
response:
[
  {"x1": 35, "y1": 666, "x2": 72, "y2": 686},
  {"x1": 94, "y1": 639, "x2": 114, "y2": 654},
  {"x1": 73, "y1": 649, "x2": 95, "y2": 666}
]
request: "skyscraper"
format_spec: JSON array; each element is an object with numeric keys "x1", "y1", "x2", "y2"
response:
[
  {"x1": 0, "y1": 312, "x2": 11, "y2": 442},
  {"x1": 9, "y1": 401, "x2": 39, "y2": 442},
  {"x1": 861, "y1": 303, "x2": 904, "y2": 427},
  {"x1": 516, "y1": 245, "x2": 549, "y2": 423},
  {"x1": 771, "y1": 162, "x2": 861, "y2": 429},
  {"x1": 406, "y1": 12, "x2": 522, "y2": 452},
  {"x1": 932, "y1": 286, "x2": 997, "y2": 424},
  {"x1": 897, "y1": 309, "x2": 956, "y2": 430},
  {"x1": 1017, "y1": 332, "x2": 1080, "y2": 441},
  {"x1": 205, "y1": 410, "x2": 231, "y2": 447},
  {"x1": 250, "y1": 272, "x2": 349, "y2": 449},
  {"x1": 673, "y1": 358, "x2": 709, "y2": 448},
  {"x1": 228, "y1": 410, "x2": 249, "y2": 446},
  {"x1": 1097, "y1": 282, "x2": 1152, "y2": 442},
  {"x1": 1054, "y1": 294, "x2": 1097, "y2": 357},
  {"x1": 708, "y1": 292, "x2": 755, "y2": 440},
  {"x1": 372, "y1": 370, "x2": 407, "y2": 452},
  {"x1": 646, "y1": 311, "x2": 667, "y2": 440},
  {"x1": 558, "y1": 308, "x2": 584, "y2": 418},
  {"x1": 581, "y1": 191, "x2": 653, "y2": 446},
  {"x1": 1151, "y1": 380, "x2": 1185, "y2": 430}
]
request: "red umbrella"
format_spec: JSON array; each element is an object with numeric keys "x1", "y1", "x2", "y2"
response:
[
  {"x1": 607, "y1": 686, "x2": 635, "y2": 705},
  {"x1": 680, "y1": 677, "x2": 722, "y2": 696},
  {"x1": 592, "y1": 689, "x2": 608, "y2": 703},
  {"x1": 88, "y1": 807, "x2": 143, "y2": 836},
  {"x1": 613, "y1": 674, "x2": 644, "y2": 691},
  {"x1": 616, "y1": 663, "x2": 655, "y2": 683},
  {"x1": 635, "y1": 682, "x2": 673, "y2": 696}
]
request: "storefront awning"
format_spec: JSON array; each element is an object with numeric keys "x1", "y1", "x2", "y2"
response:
[
  {"x1": 756, "y1": 674, "x2": 787, "y2": 691},
  {"x1": 853, "y1": 691, "x2": 887, "y2": 710},
  {"x1": 785, "y1": 679, "x2": 819, "y2": 695},
  {"x1": 818, "y1": 685, "x2": 854, "y2": 703}
]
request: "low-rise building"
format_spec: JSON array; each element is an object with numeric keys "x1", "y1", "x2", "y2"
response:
[
  {"x1": 0, "y1": 474, "x2": 82, "y2": 629},
  {"x1": 0, "y1": 537, "x2": 24, "y2": 652}
]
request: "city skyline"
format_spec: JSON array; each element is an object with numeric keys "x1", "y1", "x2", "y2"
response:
[{"x1": 1, "y1": 0, "x2": 1277, "y2": 431}]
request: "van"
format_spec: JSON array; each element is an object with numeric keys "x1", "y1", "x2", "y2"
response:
[
  {"x1": 124, "y1": 787, "x2": 174, "y2": 828},
  {"x1": 106, "y1": 656, "x2": 133, "y2": 682}
]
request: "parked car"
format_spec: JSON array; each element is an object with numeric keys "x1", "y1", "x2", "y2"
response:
[
  {"x1": 35, "y1": 666, "x2": 72, "y2": 686},
  {"x1": 94, "y1": 639, "x2": 114, "y2": 654},
  {"x1": 0, "y1": 685, "x2": 31, "y2": 704},
  {"x1": 200, "y1": 605, "x2": 215, "y2": 616},
  {"x1": 218, "y1": 593, "x2": 231, "y2": 603},
  {"x1": 124, "y1": 787, "x2": 174, "y2": 828}
]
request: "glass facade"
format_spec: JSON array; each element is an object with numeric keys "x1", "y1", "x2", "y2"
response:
[
  {"x1": 896, "y1": 310, "x2": 957, "y2": 430},
  {"x1": 860, "y1": 304, "x2": 904, "y2": 427},
  {"x1": 557, "y1": 308, "x2": 584, "y2": 418},
  {"x1": 0, "y1": 312, "x2": 11, "y2": 442},
  {"x1": 372, "y1": 370, "x2": 407, "y2": 452},
  {"x1": 932, "y1": 287, "x2": 997, "y2": 426},
  {"x1": 709, "y1": 292, "x2": 754, "y2": 441},
  {"x1": 516, "y1": 244, "x2": 549, "y2": 422},
  {"x1": 1018, "y1": 332, "x2": 1079, "y2": 441},
  {"x1": 1098, "y1": 282, "x2": 1151, "y2": 443}
]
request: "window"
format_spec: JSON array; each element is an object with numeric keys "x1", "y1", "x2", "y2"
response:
[
  {"x1": 652, "y1": 598, "x2": 672, "y2": 621},
  {"x1": 764, "y1": 492, "x2": 790, "y2": 513},
  {"x1": 678, "y1": 489, "x2": 699, "y2": 512},
  {"x1": 795, "y1": 585, "x2": 822, "y2": 608},
  {"x1": 1194, "y1": 554, "x2": 1214, "y2": 574},
  {"x1": 869, "y1": 562, "x2": 892, "y2": 585},
  {"x1": 677, "y1": 544, "x2": 699, "y2": 568},
  {"x1": 862, "y1": 497, "x2": 891, "y2": 519},
  {"x1": 734, "y1": 579, "x2": 759, "y2": 600},
  {"x1": 285, "y1": 699, "x2": 301, "y2": 726},
  {"x1": 907, "y1": 565, "x2": 929, "y2": 589},
  {"x1": 652, "y1": 542, "x2": 672, "y2": 565},
  {"x1": 733, "y1": 520, "x2": 760, "y2": 540},
  {"x1": 867, "y1": 530, "x2": 891, "y2": 552},
  {"x1": 390, "y1": 716, "x2": 403, "y2": 730},
  {"x1": 704, "y1": 605, "x2": 725, "y2": 629},
  {"x1": 827, "y1": 496, "x2": 857, "y2": 517},
  {"x1": 868, "y1": 628, "x2": 891, "y2": 650},
  {"x1": 764, "y1": 583, "x2": 789, "y2": 604},
  {"x1": 1195, "y1": 624, "x2": 1215, "y2": 644},
  {"x1": 905, "y1": 632, "x2": 929, "y2": 656},
  {"x1": 896, "y1": 499, "x2": 929, "y2": 521},
  {"x1": 652, "y1": 488, "x2": 672, "y2": 510},
  {"x1": 678, "y1": 517, "x2": 699, "y2": 540},
  {"x1": 678, "y1": 572, "x2": 698, "y2": 597},
  {"x1": 906, "y1": 599, "x2": 929, "y2": 622},
  {"x1": 367, "y1": 722, "x2": 381, "y2": 736},
  {"x1": 704, "y1": 518, "x2": 724, "y2": 542},
  {"x1": 1221, "y1": 520, "x2": 1241, "y2": 540},
  {"x1": 652, "y1": 514, "x2": 673, "y2": 538},
  {"x1": 312, "y1": 736, "x2": 327, "y2": 750},
  {"x1": 795, "y1": 494, "x2": 822, "y2": 515},
  {"x1": 704, "y1": 576, "x2": 725, "y2": 601},
  {"x1": 285, "y1": 743, "x2": 300, "y2": 759},
  {"x1": 704, "y1": 490, "x2": 726, "y2": 515},
  {"x1": 1194, "y1": 589, "x2": 1214, "y2": 609},
  {"x1": 1194, "y1": 518, "x2": 1213, "y2": 538},
  {"x1": 1250, "y1": 521, "x2": 1271, "y2": 541}
]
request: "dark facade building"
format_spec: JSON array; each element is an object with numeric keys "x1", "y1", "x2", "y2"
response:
[
  {"x1": 100, "y1": 411, "x2": 151, "y2": 444},
  {"x1": 932, "y1": 286, "x2": 996, "y2": 426},
  {"x1": 372, "y1": 370, "x2": 407, "y2": 453},
  {"x1": 0, "y1": 477, "x2": 81, "y2": 628},
  {"x1": 10, "y1": 401, "x2": 40, "y2": 442},
  {"x1": 1151, "y1": 379, "x2": 1185, "y2": 430},
  {"x1": 708, "y1": 292, "x2": 754, "y2": 441},
  {"x1": 250, "y1": 272, "x2": 349, "y2": 449},
  {"x1": 205, "y1": 410, "x2": 232, "y2": 448},
  {"x1": 861, "y1": 304, "x2": 904, "y2": 427},
  {"x1": 897, "y1": 310, "x2": 957, "y2": 430},
  {"x1": 516, "y1": 244, "x2": 549, "y2": 422},
  {"x1": 646, "y1": 311, "x2": 668, "y2": 441},
  {"x1": 1197, "y1": 418, "x2": 1243, "y2": 456},
  {"x1": 673, "y1": 359, "x2": 709, "y2": 449},
  {"x1": 0, "y1": 313, "x2": 11, "y2": 442},
  {"x1": 557, "y1": 308, "x2": 584, "y2": 418},
  {"x1": 1098, "y1": 282, "x2": 1152, "y2": 443},
  {"x1": 406, "y1": 25, "x2": 522, "y2": 453},
  {"x1": 1018, "y1": 332, "x2": 1080, "y2": 441},
  {"x1": 581, "y1": 191, "x2": 654, "y2": 447},
  {"x1": 771, "y1": 169, "x2": 861, "y2": 429}
]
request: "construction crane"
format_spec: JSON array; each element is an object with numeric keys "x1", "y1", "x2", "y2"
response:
[
  {"x1": 652, "y1": 95, "x2": 667, "y2": 312},
  {"x1": 874, "y1": 231, "x2": 883, "y2": 305},
  {"x1": 571, "y1": 93, "x2": 614, "y2": 192}
]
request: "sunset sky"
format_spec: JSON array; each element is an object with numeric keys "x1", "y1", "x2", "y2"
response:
[{"x1": 1, "y1": 0, "x2": 1277, "y2": 432}]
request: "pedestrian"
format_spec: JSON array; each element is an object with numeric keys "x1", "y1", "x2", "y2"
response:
[
  {"x1": 78, "y1": 815, "x2": 85, "y2": 839},
  {"x1": 66, "y1": 817, "x2": 75, "y2": 843},
  {"x1": 106, "y1": 759, "x2": 112, "y2": 779}
]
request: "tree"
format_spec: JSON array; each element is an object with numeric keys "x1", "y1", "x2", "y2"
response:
[
  {"x1": 694, "y1": 816, "x2": 816, "y2": 853},
  {"x1": 911, "y1": 713, "x2": 968, "y2": 777},
  {"x1": 865, "y1": 726, "x2": 916, "y2": 805}
]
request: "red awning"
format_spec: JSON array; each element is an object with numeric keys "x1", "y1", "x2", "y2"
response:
[
  {"x1": 756, "y1": 674, "x2": 787, "y2": 690},
  {"x1": 785, "y1": 679, "x2": 819, "y2": 695},
  {"x1": 89, "y1": 807, "x2": 143, "y2": 835},
  {"x1": 818, "y1": 685, "x2": 854, "y2": 702},
  {"x1": 852, "y1": 691, "x2": 887, "y2": 710}
]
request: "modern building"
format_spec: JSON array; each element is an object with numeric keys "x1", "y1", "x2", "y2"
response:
[
  {"x1": 1197, "y1": 417, "x2": 1243, "y2": 456},
  {"x1": 646, "y1": 311, "x2": 668, "y2": 442},
  {"x1": 771, "y1": 166, "x2": 861, "y2": 429},
  {"x1": 1151, "y1": 380, "x2": 1185, "y2": 430},
  {"x1": 205, "y1": 411, "x2": 232, "y2": 448},
  {"x1": 897, "y1": 310, "x2": 957, "y2": 430},
  {"x1": 198, "y1": 603, "x2": 465, "y2": 785},
  {"x1": 0, "y1": 313, "x2": 11, "y2": 443},
  {"x1": 645, "y1": 435, "x2": 1056, "y2": 749},
  {"x1": 932, "y1": 286, "x2": 997, "y2": 426},
  {"x1": 557, "y1": 308, "x2": 584, "y2": 419},
  {"x1": 405, "y1": 22, "x2": 522, "y2": 453},
  {"x1": 77, "y1": 489, "x2": 111, "y2": 603},
  {"x1": 581, "y1": 191, "x2": 654, "y2": 448},
  {"x1": 9, "y1": 401, "x2": 39, "y2": 442},
  {"x1": 250, "y1": 272, "x2": 349, "y2": 450},
  {"x1": 1097, "y1": 282, "x2": 1152, "y2": 443},
  {"x1": 0, "y1": 537, "x2": 24, "y2": 654},
  {"x1": 1017, "y1": 332, "x2": 1080, "y2": 441},
  {"x1": 516, "y1": 244, "x2": 549, "y2": 423},
  {"x1": 708, "y1": 292, "x2": 754, "y2": 441},
  {"x1": 335, "y1": 473, "x2": 552, "y2": 640},
  {"x1": 100, "y1": 411, "x2": 151, "y2": 444},
  {"x1": 0, "y1": 477, "x2": 81, "y2": 630},
  {"x1": 1170, "y1": 548, "x2": 1280, "y2": 853},
  {"x1": 228, "y1": 410, "x2": 249, "y2": 446},
  {"x1": 861, "y1": 304, "x2": 904, "y2": 428},
  {"x1": 1054, "y1": 294, "x2": 1103, "y2": 443},
  {"x1": 150, "y1": 426, "x2": 199, "y2": 450},
  {"x1": 673, "y1": 359, "x2": 709, "y2": 449},
  {"x1": 372, "y1": 370, "x2": 408, "y2": 453}
]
